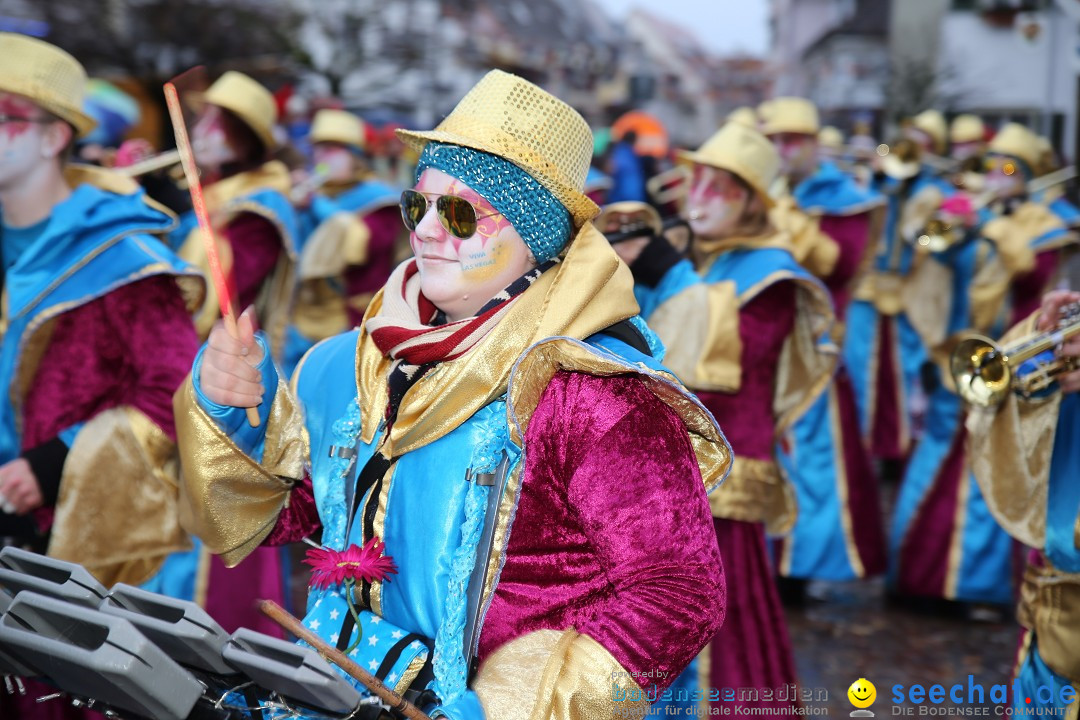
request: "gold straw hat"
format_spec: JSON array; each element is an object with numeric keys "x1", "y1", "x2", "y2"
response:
[
  {"x1": 677, "y1": 121, "x2": 781, "y2": 208},
  {"x1": 395, "y1": 69, "x2": 598, "y2": 225},
  {"x1": 950, "y1": 114, "x2": 985, "y2": 145},
  {"x1": 727, "y1": 106, "x2": 759, "y2": 129},
  {"x1": 759, "y1": 97, "x2": 820, "y2": 136},
  {"x1": 988, "y1": 122, "x2": 1042, "y2": 172},
  {"x1": 911, "y1": 109, "x2": 947, "y2": 154},
  {"x1": 0, "y1": 33, "x2": 96, "y2": 138},
  {"x1": 818, "y1": 126, "x2": 844, "y2": 150},
  {"x1": 310, "y1": 109, "x2": 365, "y2": 151},
  {"x1": 203, "y1": 71, "x2": 278, "y2": 152}
]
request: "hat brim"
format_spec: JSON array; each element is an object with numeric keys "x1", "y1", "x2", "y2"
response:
[
  {"x1": 396, "y1": 127, "x2": 599, "y2": 225},
  {"x1": 50, "y1": 104, "x2": 97, "y2": 140},
  {"x1": 675, "y1": 149, "x2": 777, "y2": 209}
]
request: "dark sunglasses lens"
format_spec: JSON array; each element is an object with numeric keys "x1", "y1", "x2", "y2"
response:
[
  {"x1": 437, "y1": 195, "x2": 478, "y2": 238},
  {"x1": 400, "y1": 190, "x2": 427, "y2": 230}
]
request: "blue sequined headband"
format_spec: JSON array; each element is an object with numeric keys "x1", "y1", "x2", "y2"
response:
[{"x1": 415, "y1": 143, "x2": 572, "y2": 263}]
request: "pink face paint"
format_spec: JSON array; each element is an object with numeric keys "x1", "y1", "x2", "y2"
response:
[
  {"x1": 687, "y1": 166, "x2": 750, "y2": 238},
  {"x1": 410, "y1": 168, "x2": 534, "y2": 321},
  {"x1": 0, "y1": 94, "x2": 40, "y2": 142}
]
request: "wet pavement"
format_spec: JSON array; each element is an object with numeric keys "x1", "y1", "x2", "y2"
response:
[{"x1": 786, "y1": 566, "x2": 1019, "y2": 714}]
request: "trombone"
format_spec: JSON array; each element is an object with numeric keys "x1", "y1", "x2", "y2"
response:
[{"x1": 950, "y1": 302, "x2": 1080, "y2": 406}]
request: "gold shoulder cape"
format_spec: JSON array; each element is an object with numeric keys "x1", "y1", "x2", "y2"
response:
[
  {"x1": 641, "y1": 228, "x2": 835, "y2": 534},
  {"x1": 18, "y1": 166, "x2": 206, "y2": 586}
]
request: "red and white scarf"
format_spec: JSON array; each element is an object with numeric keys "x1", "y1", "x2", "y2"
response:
[{"x1": 366, "y1": 258, "x2": 554, "y2": 414}]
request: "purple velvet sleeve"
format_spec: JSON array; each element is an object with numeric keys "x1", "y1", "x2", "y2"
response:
[
  {"x1": 819, "y1": 212, "x2": 872, "y2": 316},
  {"x1": 1010, "y1": 248, "x2": 1060, "y2": 327},
  {"x1": 263, "y1": 472, "x2": 322, "y2": 546},
  {"x1": 500, "y1": 371, "x2": 726, "y2": 690},
  {"x1": 22, "y1": 275, "x2": 199, "y2": 448},
  {"x1": 697, "y1": 280, "x2": 797, "y2": 462},
  {"x1": 108, "y1": 276, "x2": 201, "y2": 440},
  {"x1": 224, "y1": 212, "x2": 284, "y2": 312}
]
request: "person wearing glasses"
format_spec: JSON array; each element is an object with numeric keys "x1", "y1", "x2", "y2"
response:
[
  {"x1": 284, "y1": 109, "x2": 404, "y2": 377},
  {"x1": 967, "y1": 289, "x2": 1080, "y2": 716},
  {"x1": 176, "y1": 70, "x2": 729, "y2": 719},
  {"x1": 620, "y1": 121, "x2": 834, "y2": 715},
  {"x1": 0, "y1": 32, "x2": 205, "y2": 717}
]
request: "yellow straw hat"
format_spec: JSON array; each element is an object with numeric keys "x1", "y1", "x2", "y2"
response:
[
  {"x1": 988, "y1": 122, "x2": 1041, "y2": 173},
  {"x1": 911, "y1": 109, "x2": 947, "y2": 154},
  {"x1": 677, "y1": 122, "x2": 780, "y2": 208},
  {"x1": 203, "y1": 71, "x2": 278, "y2": 152},
  {"x1": 759, "y1": 97, "x2": 820, "y2": 136},
  {"x1": 310, "y1": 109, "x2": 365, "y2": 151},
  {"x1": 0, "y1": 33, "x2": 96, "y2": 138},
  {"x1": 818, "y1": 126, "x2": 844, "y2": 150},
  {"x1": 950, "y1": 114, "x2": 985, "y2": 145},
  {"x1": 726, "y1": 106, "x2": 759, "y2": 129},
  {"x1": 395, "y1": 70, "x2": 598, "y2": 225}
]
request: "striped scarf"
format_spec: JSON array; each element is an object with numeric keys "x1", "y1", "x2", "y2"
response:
[{"x1": 367, "y1": 258, "x2": 556, "y2": 418}]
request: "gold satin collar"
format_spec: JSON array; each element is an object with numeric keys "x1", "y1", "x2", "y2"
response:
[
  {"x1": 355, "y1": 223, "x2": 639, "y2": 456},
  {"x1": 204, "y1": 160, "x2": 292, "y2": 212}
]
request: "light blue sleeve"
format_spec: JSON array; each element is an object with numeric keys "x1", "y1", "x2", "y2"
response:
[
  {"x1": 429, "y1": 691, "x2": 486, "y2": 720},
  {"x1": 57, "y1": 423, "x2": 84, "y2": 448},
  {"x1": 191, "y1": 332, "x2": 278, "y2": 461},
  {"x1": 635, "y1": 258, "x2": 701, "y2": 320}
]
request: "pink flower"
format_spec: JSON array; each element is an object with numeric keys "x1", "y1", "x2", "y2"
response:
[{"x1": 304, "y1": 537, "x2": 399, "y2": 590}]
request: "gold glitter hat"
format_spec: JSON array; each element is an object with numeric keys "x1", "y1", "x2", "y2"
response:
[
  {"x1": 395, "y1": 69, "x2": 599, "y2": 225},
  {"x1": 0, "y1": 33, "x2": 96, "y2": 138},
  {"x1": 759, "y1": 97, "x2": 820, "y2": 136},
  {"x1": 203, "y1": 71, "x2": 278, "y2": 151},
  {"x1": 310, "y1": 109, "x2": 365, "y2": 151},
  {"x1": 677, "y1": 121, "x2": 781, "y2": 208}
]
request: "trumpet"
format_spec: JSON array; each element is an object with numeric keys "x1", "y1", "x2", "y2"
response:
[
  {"x1": 912, "y1": 216, "x2": 965, "y2": 253},
  {"x1": 877, "y1": 138, "x2": 957, "y2": 180},
  {"x1": 950, "y1": 302, "x2": 1080, "y2": 406}
]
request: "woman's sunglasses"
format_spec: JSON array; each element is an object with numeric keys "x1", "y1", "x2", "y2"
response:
[{"x1": 399, "y1": 189, "x2": 502, "y2": 239}]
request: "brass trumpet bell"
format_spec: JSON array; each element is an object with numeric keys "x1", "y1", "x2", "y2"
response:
[
  {"x1": 915, "y1": 217, "x2": 962, "y2": 253},
  {"x1": 950, "y1": 302, "x2": 1080, "y2": 406},
  {"x1": 951, "y1": 335, "x2": 1011, "y2": 407}
]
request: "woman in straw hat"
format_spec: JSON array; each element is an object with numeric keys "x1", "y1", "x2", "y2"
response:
[
  {"x1": 623, "y1": 121, "x2": 834, "y2": 716},
  {"x1": 0, "y1": 32, "x2": 205, "y2": 718},
  {"x1": 285, "y1": 109, "x2": 405, "y2": 377},
  {"x1": 759, "y1": 97, "x2": 888, "y2": 596},
  {"x1": 176, "y1": 69, "x2": 729, "y2": 719},
  {"x1": 151, "y1": 70, "x2": 299, "y2": 645},
  {"x1": 171, "y1": 71, "x2": 300, "y2": 365}
]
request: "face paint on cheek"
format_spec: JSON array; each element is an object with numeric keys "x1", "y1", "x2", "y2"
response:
[{"x1": 0, "y1": 96, "x2": 38, "y2": 142}]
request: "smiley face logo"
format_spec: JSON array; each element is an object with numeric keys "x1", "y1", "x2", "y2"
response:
[{"x1": 848, "y1": 678, "x2": 876, "y2": 709}]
